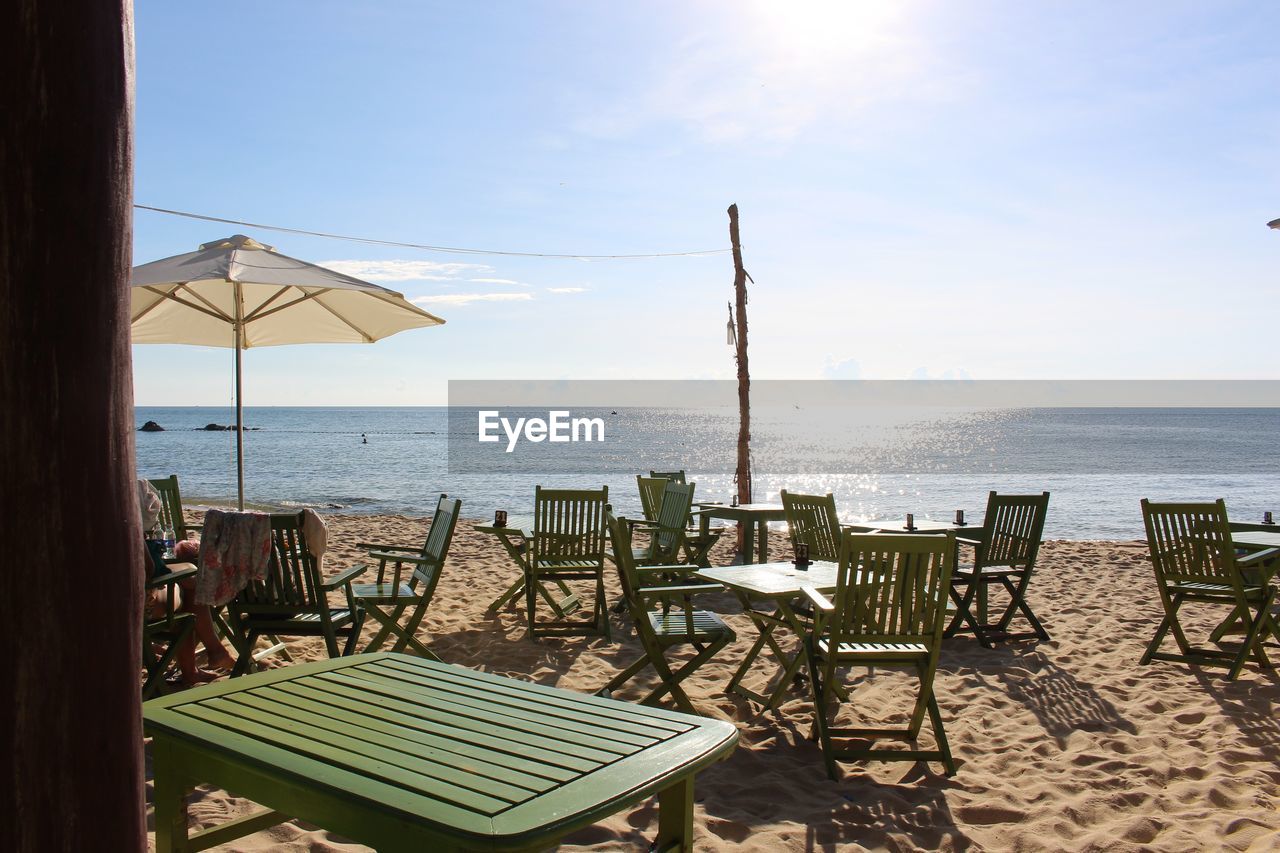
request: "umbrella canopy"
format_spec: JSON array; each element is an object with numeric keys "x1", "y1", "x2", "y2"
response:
[
  {"x1": 132, "y1": 234, "x2": 443, "y2": 347},
  {"x1": 131, "y1": 234, "x2": 445, "y2": 507}
]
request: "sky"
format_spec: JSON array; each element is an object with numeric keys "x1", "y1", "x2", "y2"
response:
[{"x1": 130, "y1": 1, "x2": 1280, "y2": 406}]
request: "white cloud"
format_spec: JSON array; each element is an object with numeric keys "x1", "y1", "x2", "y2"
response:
[
  {"x1": 547, "y1": 286, "x2": 590, "y2": 294},
  {"x1": 468, "y1": 277, "x2": 528, "y2": 286},
  {"x1": 411, "y1": 293, "x2": 534, "y2": 307},
  {"x1": 822, "y1": 356, "x2": 862, "y2": 379},
  {"x1": 322, "y1": 259, "x2": 492, "y2": 282}
]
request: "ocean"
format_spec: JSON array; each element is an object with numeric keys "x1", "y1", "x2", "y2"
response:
[{"x1": 133, "y1": 406, "x2": 1280, "y2": 539}]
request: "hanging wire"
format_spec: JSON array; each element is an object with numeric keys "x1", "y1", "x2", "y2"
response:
[{"x1": 135, "y1": 204, "x2": 731, "y2": 260}]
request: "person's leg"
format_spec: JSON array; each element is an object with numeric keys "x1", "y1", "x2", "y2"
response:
[
  {"x1": 174, "y1": 575, "x2": 234, "y2": 670},
  {"x1": 171, "y1": 587, "x2": 220, "y2": 686},
  {"x1": 193, "y1": 606, "x2": 235, "y2": 670}
]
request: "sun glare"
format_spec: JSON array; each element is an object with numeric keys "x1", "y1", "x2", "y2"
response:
[{"x1": 747, "y1": 0, "x2": 908, "y2": 61}]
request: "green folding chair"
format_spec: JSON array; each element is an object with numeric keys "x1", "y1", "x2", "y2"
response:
[
  {"x1": 946, "y1": 491, "x2": 1051, "y2": 647},
  {"x1": 1140, "y1": 499, "x2": 1279, "y2": 680},
  {"x1": 142, "y1": 542, "x2": 197, "y2": 698},
  {"x1": 803, "y1": 532, "x2": 957, "y2": 778},
  {"x1": 527, "y1": 486, "x2": 611, "y2": 641},
  {"x1": 649, "y1": 470, "x2": 687, "y2": 484},
  {"x1": 598, "y1": 510, "x2": 734, "y2": 715},
  {"x1": 351, "y1": 494, "x2": 461, "y2": 659},
  {"x1": 631, "y1": 480, "x2": 697, "y2": 566},
  {"x1": 148, "y1": 474, "x2": 199, "y2": 541},
  {"x1": 225, "y1": 512, "x2": 366, "y2": 676},
  {"x1": 636, "y1": 475, "x2": 670, "y2": 523},
  {"x1": 781, "y1": 490, "x2": 842, "y2": 562},
  {"x1": 150, "y1": 474, "x2": 292, "y2": 664}
]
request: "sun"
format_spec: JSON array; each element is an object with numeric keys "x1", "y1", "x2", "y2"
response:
[{"x1": 746, "y1": 0, "x2": 908, "y2": 61}]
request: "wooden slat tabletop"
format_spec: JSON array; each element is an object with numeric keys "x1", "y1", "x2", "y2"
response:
[
  {"x1": 696, "y1": 560, "x2": 840, "y2": 599},
  {"x1": 145, "y1": 653, "x2": 738, "y2": 848},
  {"x1": 844, "y1": 519, "x2": 975, "y2": 534},
  {"x1": 1232, "y1": 531, "x2": 1280, "y2": 550},
  {"x1": 474, "y1": 515, "x2": 536, "y2": 537}
]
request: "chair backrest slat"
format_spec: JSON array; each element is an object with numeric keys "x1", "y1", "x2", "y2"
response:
[
  {"x1": 978, "y1": 491, "x2": 1050, "y2": 571},
  {"x1": 649, "y1": 470, "x2": 687, "y2": 484},
  {"x1": 533, "y1": 486, "x2": 608, "y2": 565},
  {"x1": 781, "y1": 490, "x2": 842, "y2": 562}
]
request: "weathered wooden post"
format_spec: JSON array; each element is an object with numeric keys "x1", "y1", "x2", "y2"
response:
[
  {"x1": 0, "y1": 1, "x2": 142, "y2": 849},
  {"x1": 727, "y1": 204, "x2": 752, "y2": 557}
]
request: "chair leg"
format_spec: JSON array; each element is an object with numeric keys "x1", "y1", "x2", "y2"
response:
[
  {"x1": 143, "y1": 620, "x2": 195, "y2": 699},
  {"x1": 947, "y1": 579, "x2": 989, "y2": 646},
  {"x1": 342, "y1": 608, "x2": 366, "y2": 657},
  {"x1": 398, "y1": 601, "x2": 433, "y2": 653},
  {"x1": 647, "y1": 653, "x2": 698, "y2": 716},
  {"x1": 596, "y1": 572, "x2": 611, "y2": 642},
  {"x1": 524, "y1": 571, "x2": 539, "y2": 641},
  {"x1": 643, "y1": 633, "x2": 731, "y2": 714},
  {"x1": 925, "y1": 692, "x2": 956, "y2": 776},
  {"x1": 1229, "y1": 592, "x2": 1276, "y2": 681},
  {"x1": 365, "y1": 603, "x2": 406, "y2": 653},
  {"x1": 808, "y1": 652, "x2": 838, "y2": 780},
  {"x1": 231, "y1": 630, "x2": 260, "y2": 677},
  {"x1": 995, "y1": 575, "x2": 1050, "y2": 641},
  {"x1": 599, "y1": 652, "x2": 654, "y2": 696}
]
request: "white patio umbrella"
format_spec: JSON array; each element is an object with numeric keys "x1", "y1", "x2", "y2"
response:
[{"x1": 131, "y1": 234, "x2": 444, "y2": 508}]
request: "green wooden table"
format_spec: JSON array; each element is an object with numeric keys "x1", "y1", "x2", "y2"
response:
[
  {"x1": 694, "y1": 503, "x2": 786, "y2": 565},
  {"x1": 145, "y1": 653, "x2": 738, "y2": 852},
  {"x1": 695, "y1": 561, "x2": 840, "y2": 710},
  {"x1": 1232, "y1": 530, "x2": 1280, "y2": 551},
  {"x1": 1214, "y1": 530, "x2": 1280, "y2": 645},
  {"x1": 475, "y1": 514, "x2": 579, "y2": 617}
]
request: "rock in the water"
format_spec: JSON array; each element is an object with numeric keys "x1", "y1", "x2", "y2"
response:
[
  {"x1": 201, "y1": 423, "x2": 228, "y2": 431},
  {"x1": 139, "y1": 420, "x2": 164, "y2": 432}
]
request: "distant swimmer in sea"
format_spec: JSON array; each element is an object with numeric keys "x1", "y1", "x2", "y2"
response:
[{"x1": 362, "y1": 433, "x2": 368, "y2": 444}]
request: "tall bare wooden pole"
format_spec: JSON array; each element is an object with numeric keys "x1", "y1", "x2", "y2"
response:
[{"x1": 728, "y1": 205, "x2": 751, "y2": 553}]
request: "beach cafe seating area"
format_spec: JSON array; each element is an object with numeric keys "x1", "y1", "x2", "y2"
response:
[{"x1": 139, "y1": 471, "x2": 1280, "y2": 851}]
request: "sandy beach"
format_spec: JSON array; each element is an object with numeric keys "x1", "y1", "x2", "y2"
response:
[{"x1": 145, "y1": 511, "x2": 1280, "y2": 852}]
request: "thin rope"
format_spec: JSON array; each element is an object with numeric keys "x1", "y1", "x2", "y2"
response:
[{"x1": 135, "y1": 204, "x2": 731, "y2": 260}]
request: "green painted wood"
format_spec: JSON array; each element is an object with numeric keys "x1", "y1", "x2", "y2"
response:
[
  {"x1": 637, "y1": 476, "x2": 668, "y2": 523},
  {"x1": 337, "y1": 665, "x2": 673, "y2": 749},
  {"x1": 352, "y1": 493, "x2": 460, "y2": 657},
  {"x1": 694, "y1": 502, "x2": 785, "y2": 565},
  {"x1": 145, "y1": 653, "x2": 737, "y2": 851},
  {"x1": 149, "y1": 474, "x2": 197, "y2": 540},
  {"x1": 806, "y1": 532, "x2": 956, "y2": 778},
  {"x1": 781, "y1": 490, "x2": 843, "y2": 562},
  {"x1": 945, "y1": 491, "x2": 1050, "y2": 646},
  {"x1": 526, "y1": 486, "x2": 611, "y2": 640},
  {"x1": 600, "y1": 511, "x2": 735, "y2": 715},
  {"x1": 142, "y1": 548, "x2": 196, "y2": 699},
  {"x1": 225, "y1": 511, "x2": 366, "y2": 676},
  {"x1": 1140, "y1": 498, "x2": 1280, "y2": 680}
]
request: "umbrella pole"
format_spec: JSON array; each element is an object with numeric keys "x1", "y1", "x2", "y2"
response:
[
  {"x1": 234, "y1": 286, "x2": 245, "y2": 510},
  {"x1": 235, "y1": 335, "x2": 244, "y2": 510}
]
